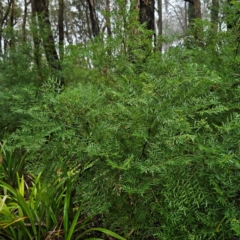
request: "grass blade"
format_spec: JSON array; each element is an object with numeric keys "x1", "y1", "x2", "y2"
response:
[
  {"x1": 64, "y1": 179, "x2": 71, "y2": 239},
  {"x1": 88, "y1": 228, "x2": 126, "y2": 240},
  {"x1": 76, "y1": 227, "x2": 126, "y2": 240},
  {"x1": 66, "y1": 204, "x2": 82, "y2": 240}
]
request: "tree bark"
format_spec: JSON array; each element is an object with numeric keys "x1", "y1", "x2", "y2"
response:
[
  {"x1": 87, "y1": 0, "x2": 100, "y2": 37},
  {"x1": 193, "y1": 0, "x2": 201, "y2": 19},
  {"x1": 10, "y1": 0, "x2": 14, "y2": 28},
  {"x1": 105, "y1": 0, "x2": 112, "y2": 36},
  {"x1": 211, "y1": 0, "x2": 219, "y2": 31},
  {"x1": 22, "y1": 0, "x2": 30, "y2": 42},
  {"x1": 157, "y1": 0, "x2": 162, "y2": 52},
  {"x1": 185, "y1": 0, "x2": 202, "y2": 42},
  {"x1": 184, "y1": 1, "x2": 187, "y2": 32},
  {"x1": 58, "y1": 0, "x2": 64, "y2": 61},
  {"x1": 185, "y1": 0, "x2": 202, "y2": 25},
  {"x1": 31, "y1": 0, "x2": 42, "y2": 80},
  {"x1": 139, "y1": 0, "x2": 155, "y2": 32},
  {"x1": 33, "y1": 0, "x2": 64, "y2": 87},
  {"x1": 84, "y1": 0, "x2": 92, "y2": 39},
  {"x1": 0, "y1": 0, "x2": 11, "y2": 55},
  {"x1": 188, "y1": 1, "x2": 195, "y2": 25}
]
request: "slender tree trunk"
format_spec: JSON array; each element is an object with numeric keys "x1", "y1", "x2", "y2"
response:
[
  {"x1": 184, "y1": 1, "x2": 187, "y2": 32},
  {"x1": 0, "y1": 0, "x2": 11, "y2": 56},
  {"x1": 105, "y1": 0, "x2": 112, "y2": 56},
  {"x1": 193, "y1": 0, "x2": 202, "y2": 41},
  {"x1": 128, "y1": 0, "x2": 155, "y2": 63},
  {"x1": 186, "y1": 0, "x2": 201, "y2": 25},
  {"x1": 188, "y1": 1, "x2": 195, "y2": 25},
  {"x1": 87, "y1": 0, "x2": 100, "y2": 37},
  {"x1": 9, "y1": 0, "x2": 15, "y2": 48},
  {"x1": 211, "y1": 0, "x2": 219, "y2": 31},
  {"x1": 34, "y1": 0, "x2": 64, "y2": 87},
  {"x1": 10, "y1": 0, "x2": 14, "y2": 28},
  {"x1": 0, "y1": 1, "x2": 2, "y2": 55},
  {"x1": 31, "y1": 0, "x2": 42, "y2": 79},
  {"x1": 84, "y1": 0, "x2": 92, "y2": 39},
  {"x1": 193, "y1": 0, "x2": 201, "y2": 19},
  {"x1": 58, "y1": 0, "x2": 64, "y2": 61},
  {"x1": 139, "y1": 0, "x2": 155, "y2": 32},
  {"x1": 121, "y1": 0, "x2": 128, "y2": 55},
  {"x1": 105, "y1": 0, "x2": 112, "y2": 36},
  {"x1": 66, "y1": 6, "x2": 74, "y2": 44},
  {"x1": 185, "y1": 0, "x2": 202, "y2": 42},
  {"x1": 157, "y1": 0, "x2": 162, "y2": 52},
  {"x1": 226, "y1": 0, "x2": 235, "y2": 30},
  {"x1": 22, "y1": 0, "x2": 30, "y2": 42}
]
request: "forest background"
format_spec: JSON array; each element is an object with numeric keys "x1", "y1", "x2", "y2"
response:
[{"x1": 1, "y1": 0, "x2": 240, "y2": 239}]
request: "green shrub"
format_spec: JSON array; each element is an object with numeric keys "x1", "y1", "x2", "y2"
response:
[
  {"x1": 6, "y1": 44, "x2": 240, "y2": 239},
  {"x1": 0, "y1": 43, "x2": 46, "y2": 136},
  {"x1": 3, "y1": 11, "x2": 240, "y2": 238}
]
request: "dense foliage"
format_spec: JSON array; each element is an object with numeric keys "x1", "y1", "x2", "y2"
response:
[{"x1": 1, "y1": 2, "x2": 240, "y2": 239}]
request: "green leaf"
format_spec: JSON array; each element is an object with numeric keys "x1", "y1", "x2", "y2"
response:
[
  {"x1": 76, "y1": 228, "x2": 126, "y2": 240},
  {"x1": 66, "y1": 204, "x2": 83, "y2": 240}
]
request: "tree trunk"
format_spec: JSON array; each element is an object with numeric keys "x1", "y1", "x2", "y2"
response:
[
  {"x1": 31, "y1": 0, "x2": 42, "y2": 80},
  {"x1": 33, "y1": 0, "x2": 64, "y2": 87},
  {"x1": 211, "y1": 0, "x2": 219, "y2": 31},
  {"x1": 193, "y1": 0, "x2": 201, "y2": 19},
  {"x1": 87, "y1": 0, "x2": 100, "y2": 37},
  {"x1": 184, "y1": 1, "x2": 187, "y2": 32},
  {"x1": 58, "y1": 0, "x2": 64, "y2": 61},
  {"x1": 0, "y1": 0, "x2": 11, "y2": 55},
  {"x1": 139, "y1": 0, "x2": 155, "y2": 32},
  {"x1": 186, "y1": 0, "x2": 202, "y2": 42},
  {"x1": 22, "y1": 0, "x2": 30, "y2": 42},
  {"x1": 187, "y1": 0, "x2": 201, "y2": 25},
  {"x1": 157, "y1": 0, "x2": 162, "y2": 52},
  {"x1": 105, "y1": 0, "x2": 112, "y2": 36},
  {"x1": 10, "y1": 0, "x2": 14, "y2": 28},
  {"x1": 9, "y1": 0, "x2": 15, "y2": 48},
  {"x1": 188, "y1": 1, "x2": 195, "y2": 25},
  {"x1": 84, "y1": 0, "x2": 92, "y2": 39}
]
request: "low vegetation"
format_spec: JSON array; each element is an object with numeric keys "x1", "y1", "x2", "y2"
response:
[{"x1": 1, "y1": 1, "x2": 240, "y2": 239}]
